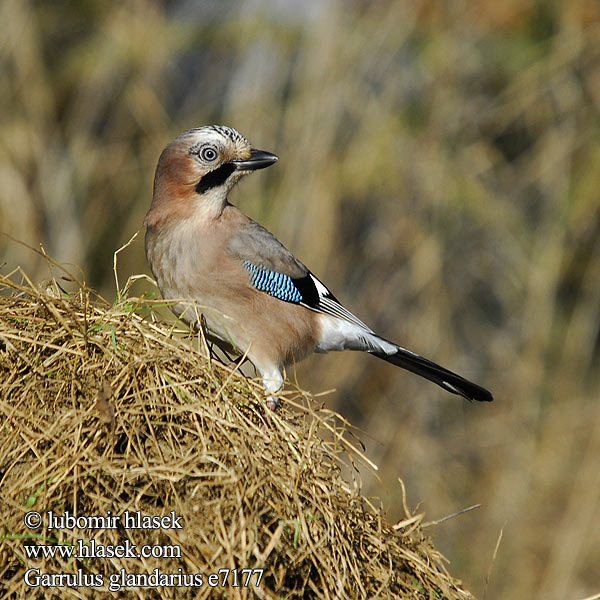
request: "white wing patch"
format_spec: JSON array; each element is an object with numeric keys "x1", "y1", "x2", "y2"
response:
[
  {"x1": 305, "y1": 274, "x2": 373, "y2": 331},
  {"x1": 310, "y1": 274, "x2": 330, "y2": 298}
]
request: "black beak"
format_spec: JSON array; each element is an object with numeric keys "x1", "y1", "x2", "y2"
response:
[{"x1": 232, "y1": 148, "x2": 278, "y2": 171}]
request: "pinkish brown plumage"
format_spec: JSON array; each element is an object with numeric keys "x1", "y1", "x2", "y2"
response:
[{"x1": 145, "y1": 126, "x2": 493, "y2": 408}]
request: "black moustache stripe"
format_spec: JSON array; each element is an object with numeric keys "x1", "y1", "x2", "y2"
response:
[{"x1": 195, "y1": 163, "x2": 235, "y2": 194}]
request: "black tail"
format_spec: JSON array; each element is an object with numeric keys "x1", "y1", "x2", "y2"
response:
[{"x1": 371, "y1": 345, "x2": 493, "y2": 403}]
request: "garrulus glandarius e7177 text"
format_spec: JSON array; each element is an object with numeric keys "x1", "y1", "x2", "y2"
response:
[{"x1": 144, "y1": 126, "x2": 493, "y2": 407}]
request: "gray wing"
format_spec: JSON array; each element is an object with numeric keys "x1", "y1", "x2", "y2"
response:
[
  {"x1": 228, "y1": 221, "x2": 307, "y2": 278},
  {"x1": 227, "y1": 221, "x2": 371, "y2": 330}
]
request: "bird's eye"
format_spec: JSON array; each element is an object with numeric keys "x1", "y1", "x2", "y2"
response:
[{"x1": 199, "y1": 146, "x2": 218, "y2": 162}]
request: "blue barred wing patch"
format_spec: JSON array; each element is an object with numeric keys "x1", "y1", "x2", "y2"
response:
[{"x1": 243, "y1": 261, "x2": 303, "y2": 303}]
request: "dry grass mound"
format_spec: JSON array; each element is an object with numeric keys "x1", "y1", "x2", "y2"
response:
[{"x1": 0, "y1": 264, "x2": 474, "y2": 600}]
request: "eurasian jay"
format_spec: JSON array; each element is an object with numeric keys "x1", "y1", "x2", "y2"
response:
[{"x1": 145, "y1": 126, "x2": 493, "y2": 407}]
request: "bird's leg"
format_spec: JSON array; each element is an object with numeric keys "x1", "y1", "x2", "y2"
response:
[
  {"x1": 190, "y1": 312, "x2": 217, "y2": 360},
  {"x1": 261, "y1": 369, "x2": 284, "y2": 412},
  {"x1": 196, "y1": 313, "x2": 245, "y2": 368},
  {"x1": 227, "y1": 355, "x2": 248, "y2": 371}
]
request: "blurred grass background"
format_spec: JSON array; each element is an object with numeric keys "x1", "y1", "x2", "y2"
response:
[{"x1": 1, "y1": 0, "x2": 599, "y2": 598}]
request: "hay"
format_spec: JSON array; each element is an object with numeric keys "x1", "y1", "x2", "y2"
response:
[{"x1": 0, "y1": 265, "x2": 474, "y2": 599}]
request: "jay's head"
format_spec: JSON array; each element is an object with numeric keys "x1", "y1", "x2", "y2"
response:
[{"x1": 149, "y1": 125, "x2": 278, "y2": 223}]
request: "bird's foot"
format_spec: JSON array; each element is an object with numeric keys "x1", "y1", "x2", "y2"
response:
[{"x1": 265, "y1": 396, "x2": 279, "y2": 412}]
